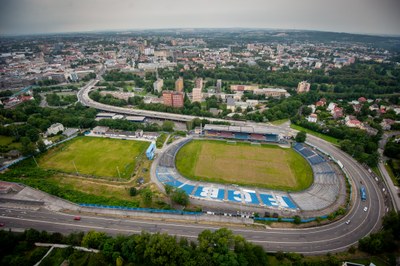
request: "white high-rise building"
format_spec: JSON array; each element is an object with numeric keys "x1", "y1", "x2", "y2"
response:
[
  {"x1": 296, "y1": 81, "x2": 311, "y2": 93},
  {"x1": 192, "y1": 87, "x2": 203, "y2": 103},
  {"x1": 153, "y1": 79, "x2": 164, "y2": 93}
]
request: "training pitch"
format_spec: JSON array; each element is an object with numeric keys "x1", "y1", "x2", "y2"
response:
[
  {"x1": 175, "y1": 140, "x2": 313, "y2": 191},
  {"x1": 40, "y1": 136, "x2": 149, "y2": 179}
]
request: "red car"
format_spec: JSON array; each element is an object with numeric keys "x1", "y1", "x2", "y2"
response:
[
  {"x1": 0, "y1": 222, "x2": 5, "y2": 227},
  {"x1": 73, "y1": 216, "x2": 81, "y2": 221}
]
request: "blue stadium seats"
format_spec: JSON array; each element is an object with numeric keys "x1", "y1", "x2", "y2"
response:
[{"x1": 180, "y1": 184, "x2": 195, "y2": 195}]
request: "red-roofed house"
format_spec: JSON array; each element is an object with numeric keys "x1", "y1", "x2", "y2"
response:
[
  {"x1": 380, "y1": 119, "x2": 395, "y2": 130},
  {"x1": 307, "y1": 113, "x2": 318, "y2": 123},
  {"x1": 358, "y1": 97, "x2": 367, "y2": 103},
  {"x1": 332, "y1": 107, "x2": 343, "y2": 119},
  {"x1": 346, "y1": 119, "x2": 363, "y2": 129}
]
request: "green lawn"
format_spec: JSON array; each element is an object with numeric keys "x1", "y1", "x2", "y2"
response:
[
  {"x1": 156, "y1": 133, "x2": 168, "y2": 148},
  {"x1": 0, "y1": 135, "x2": 22, "y2": 150},
  {"x1": 385, "y1": 162, "x2": 399, "y2": 186},
  {"x1": 270, "y1": 118, "x2": 289, "y2": 125},
  {"x1": 0, "y1": 135, "x2": 14, "y2": 145},
  {"x1": 371, "y1": 165, "x2": 383, "y2": 179},
  {"x1": 175, "y1": 140, "x2": 313, "y2": 191},
  {"x1": 290, "y1": 124, "x2": 340, "y2": 145},
  {"x1": 39, "y1": 136, "x2": 149, "y2": 179}
]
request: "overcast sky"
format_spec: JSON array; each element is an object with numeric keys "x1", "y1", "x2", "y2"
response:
[{"x1": 1, "y1": 0, "x2": 399, "y2": 36}]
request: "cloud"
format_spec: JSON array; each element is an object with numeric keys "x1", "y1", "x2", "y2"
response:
[{"x1": 0, "y1": 0, "x2": 399, "y2": 35}]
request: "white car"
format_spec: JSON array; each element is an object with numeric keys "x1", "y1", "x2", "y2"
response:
[
  {"x1": 345, "y1": 220, "x2": 351, "y2": 225},
  {"x1": 363, "y1": 207, "x2": 368, "y2": 212}
]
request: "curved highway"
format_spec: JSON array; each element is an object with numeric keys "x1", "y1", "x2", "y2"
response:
[{"x1": 0, "y1": 80, "x2": 386, "y2": 255}]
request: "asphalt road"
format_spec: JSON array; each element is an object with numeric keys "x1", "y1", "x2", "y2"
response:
[
  {"x1": 0, "y1": 134, "x2": 387, "y2": 255},
  {"x1": 0, "y1": 200, "x2": 382, "y2": 255},
  {"x1": 7, "y1": 79, "x2": 378, "y2": 254}
]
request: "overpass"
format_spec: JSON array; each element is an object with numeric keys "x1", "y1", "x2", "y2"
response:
[{"x1": 78, "y1": 79, "x2": 224, "y2": 123}]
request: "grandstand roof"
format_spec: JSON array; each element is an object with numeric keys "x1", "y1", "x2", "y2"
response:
[
  {"x1": 203, "y1": 124, "x2": 281, "y2": 135},
  {"x1": 125, "y1": 116, "x2": 146, "y2": 122}
]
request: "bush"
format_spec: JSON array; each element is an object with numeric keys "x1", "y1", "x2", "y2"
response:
[
  {"x1": 171, "y1": 188, "x2": 189, "y2": 206},
  {"x1": 129, "y1": 187, "x2": 137, "y2": 197}
]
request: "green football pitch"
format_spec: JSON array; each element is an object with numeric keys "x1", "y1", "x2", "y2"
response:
[
  {"x1": 175, "y1": 140, "x2": 313, "y2": 191},
  {"x1": 39, "y1": 136, "x2": 149, "y2": 179}
]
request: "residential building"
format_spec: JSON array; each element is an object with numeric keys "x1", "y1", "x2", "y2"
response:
[
  {"x1": 163, "y1": 91, "x2": 184, "y2": 108},
  {"x1": 332, "y1": 107, "x2": 344, "y2": 119},
  {"x1": 195, "y1": 78, "x2": 203, "y2": 89},
  {"x1": 296, "y1": 81, "x2": 310, "y2": 93},
  {"x1": 327, "y1": 102, "x2": 337, "y2": 112},
  {"x1": 345, "y1": 118, "x2": 363, "y2": 129},
  {"x1": 47, "y1": 123, "x2": 64, "y2": 135},
  {"x1": 99, "y1": 91, "x2": 135, "y2": 101},
  {"x1": 381, "y1": 119, "x2": 395, "y2": 130},
  {"x1": 216, "y1": 79, "x2": 222, "y2": 92},
  {"x1": 92, "y1": 126, "x2": 109, "y2": 135},
  {"x1": 315, "y1": 98, "x2": 327, "y2": 107},
  {"x1": 254, "y1": 88, "x2": 289, "y2": 97},
  {"x1": 175, "y1": 77, "x2": 184, "y2": 92},
  {"x1": 153, "y1": 78, "x2": 164, "y2": 93},
  {"x1": 226, "y1": 97, "x2": 236, "y2": 112},
  {"x1": 144, "y1": 48, "x2": 154, "y2": 55},
  {"x1": 192, "y1": 87, "x2": 203, "y2": 102},
  {"x1": 358, "y1": 97, "x2": 367, "y2": 103},
  {"x1": 230, "y1": 85, "x2": 259, "y2": 91},
  {"x1": 307, "y1": 114, "x2": 318, "y2": 123}
]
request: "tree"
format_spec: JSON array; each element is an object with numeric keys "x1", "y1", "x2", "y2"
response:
[
  {"x1": 141, "y1": 188, "x2": 153, "y2": 206},
  {"x1": 164, "y1": 184, "x2": 173, "y2": 195},
  {"x1": 129, "y1": 187, "x2": 137, "y2": 197},
  {"x1": 81, "y1": 231, "x2": 108, "y2": 249},
  {"x1": 171, "y1": 188, "x2": 189, "y2": 206},
  {"x1": 20, "y1": 137, "x2": 36, "y2": 156},
  {"x1": 293, "y1": 216, "x2": 301, "y2": 224},
  {"x1": 162, "y1": 121, "x2": 174, "y2": 132},
  {"x1": 295, "y1": 131, "x2": 307, "y2": 143},
  {"x1": 37, "y1": 140, "x2": 47, "y2": 153}
]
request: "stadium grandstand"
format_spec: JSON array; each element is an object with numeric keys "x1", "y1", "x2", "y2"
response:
[
  {"x1": 154, "y1": 138, "x2": 344, "y2": 213},
  {"x1": 202, "y1": 124, "x2": 282, "y2": 142},
  {"x1": 290, "y1": 143, "x2": 341, "y2": 211}
]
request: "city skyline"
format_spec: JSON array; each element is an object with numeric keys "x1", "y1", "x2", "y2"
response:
[{"x1": 1, "y1": 0, "x2": 400, "y2": 36}]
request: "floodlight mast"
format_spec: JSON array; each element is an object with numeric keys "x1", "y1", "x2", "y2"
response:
[
  {"x1": 117, "y1": 166, "x2": 121, "y2": 179},
  {"x1": 73, "y1": 160, "x2": 79, "y2": 175}
]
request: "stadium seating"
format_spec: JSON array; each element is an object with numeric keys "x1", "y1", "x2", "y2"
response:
[
  {"x1": 308, "y1": 154, "x2": 325, "y2": 165},
  {"x1": 234, "y1": 133, "x2": 249, "y2": 140},
  {"x1": 265, "y1": 134, "x2": 278, "y2": 142}
]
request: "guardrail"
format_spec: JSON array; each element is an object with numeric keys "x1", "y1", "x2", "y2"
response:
[
  {"x1": 254, "y1": 215, "x2": 328, "y2": 223},
  {"x1": 79, "y1": 203, "x2": 202, "y2": 216}
]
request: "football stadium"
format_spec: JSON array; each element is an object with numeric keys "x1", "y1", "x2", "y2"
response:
[{"x1": 154, "y1": 124, "x2": 346, "y2": 213}]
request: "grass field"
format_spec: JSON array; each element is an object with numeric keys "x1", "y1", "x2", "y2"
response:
[
  {"x1": 0, "y1": 135, "x2": 22, "y2": 150},
  {"x1": 175, "y1": 140, "x2": 313, "y2": 191},
  {"x1": 39, "y1": 136, "x2": 149, "y2": 179},
  {"x1": 290, "y1": 124, "x2": 340, "y2": 145}
]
